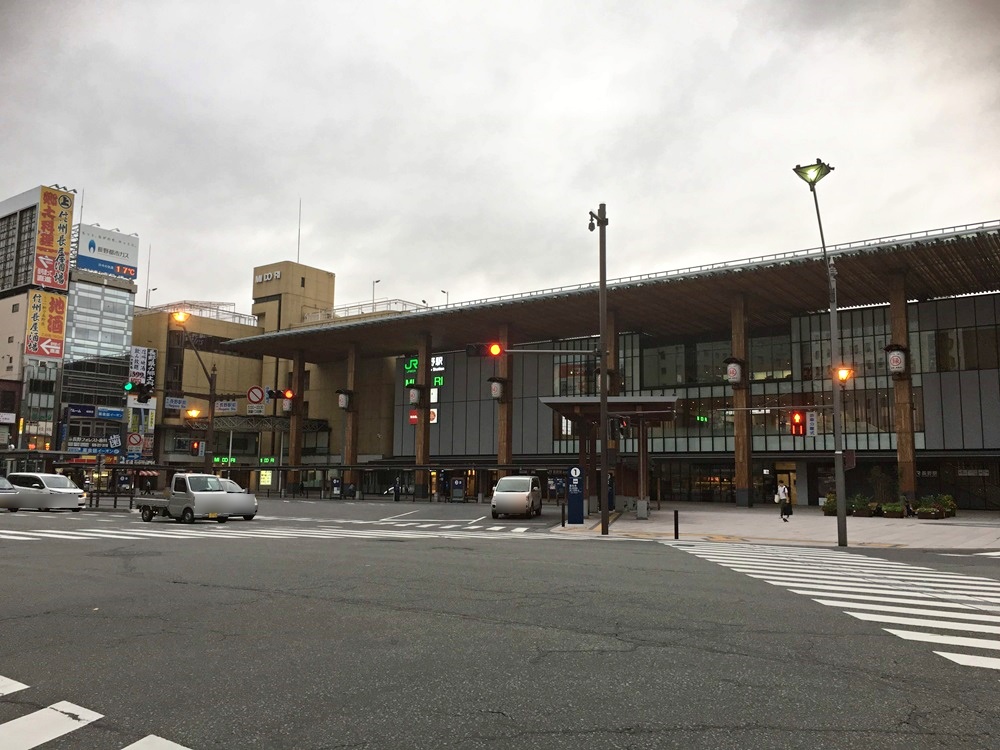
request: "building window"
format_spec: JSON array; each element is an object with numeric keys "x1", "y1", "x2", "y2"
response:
[{"x1": 11, "y1": 303, "x2": 18, "y2": 313}]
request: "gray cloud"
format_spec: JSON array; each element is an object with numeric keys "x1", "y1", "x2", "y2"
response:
[{"x1": 1, "y1": 0, "x2": 997, "y2": 315}]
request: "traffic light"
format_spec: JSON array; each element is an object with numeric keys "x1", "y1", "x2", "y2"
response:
[
  {"x1": 789, "y1": 410, "x2": 805, "y2": 436},
  {"x1": 466, "y1": 342, "x2": 504, "y2": 357},
  {"x1": 137, "y1": 383, "x2": 154, "y2": 403},
  {"x1": 123, "y1": 381, "x2": 136, "y2": 395},
  {"x1": 190, "y1": 440, "x2": 202, "y2": 456},
  {"x1": 281, "y1": 388, "x2": 294, "y2": 399}
]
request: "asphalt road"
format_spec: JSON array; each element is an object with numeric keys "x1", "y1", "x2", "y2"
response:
[{"x1": 1, "y1": 499, "x2": 998, "y2": 749}]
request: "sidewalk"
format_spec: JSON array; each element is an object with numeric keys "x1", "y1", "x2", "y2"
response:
[{"x1": 550, "y1": 501, "x2": 1000, "y2": 550}]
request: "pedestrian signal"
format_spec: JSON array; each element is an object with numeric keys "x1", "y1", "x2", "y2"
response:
[{"x1": 790, "y1": 410, "x2": 805, "y2": 436}]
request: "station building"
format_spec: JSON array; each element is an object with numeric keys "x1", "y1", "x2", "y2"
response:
[{"x1": 225, "y1": 220, "x2": 1000, "y2": 511}]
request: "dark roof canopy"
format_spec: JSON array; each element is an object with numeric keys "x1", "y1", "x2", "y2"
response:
[{"x1": 225, "y1": 222, "x2": 1000, "y2": 363}]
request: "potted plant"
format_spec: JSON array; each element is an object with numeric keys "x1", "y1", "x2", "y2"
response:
[
  {"x1": 936, "y1": 494, "x2": 957, "y2": 517},
  {"x1": 916, "y1": 496, "x2": 943, "y2": 520},
  {"x1": 882, "y1": 502, "x2": 905, "y2": 519},
  {"x1": 822, "y1": 494, "x2": 838, "y2": 516},
  {"x1": 849, "y1": 493, "x2": 873, "y2": 517}
]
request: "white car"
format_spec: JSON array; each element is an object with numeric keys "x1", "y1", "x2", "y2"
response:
[
  {"x1": 3, "y1": 472, "x2": 86, "y2": 512},
  {"x1": 219, "y1": 478, "x2": 258, "y2": 520},
  {"x1": 491, "y1": 475, "x2": 542, "y2": 519}
]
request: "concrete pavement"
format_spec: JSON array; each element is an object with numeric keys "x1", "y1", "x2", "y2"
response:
[{"x1": 551, "y1": 500, "x2": 1000, "y2": 550}]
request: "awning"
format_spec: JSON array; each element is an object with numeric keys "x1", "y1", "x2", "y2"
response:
[{"x1": 138, "y1": 470, "x2": 159, "y2": 476}]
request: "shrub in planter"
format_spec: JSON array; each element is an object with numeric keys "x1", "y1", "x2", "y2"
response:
[
  {"x1": 822, "y1": 495, "x2": 838, "y2": 516},
  {"x1": 882, "y1": 502, "x2": 905, "y2": 519},
  {"x1": 936, "y1": 494, "x2": 957, "y2": 517},
  {"x1": 850, "y1": 493, "x2": 873, "y2": 517},
  {"x1": 917, "y1": 506, "x2": 943, "y2": 520}
]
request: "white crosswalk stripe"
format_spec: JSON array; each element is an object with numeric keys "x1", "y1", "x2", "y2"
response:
[
  {"x1": 0, "y1": 524, "x2": 547, "y2": 543},
  {"x1": 664, "y1": 540, "x2": 1000, "y2": 672},
  {"x1": 0, "y1": 674, "x2": 191, "y2": 749}
]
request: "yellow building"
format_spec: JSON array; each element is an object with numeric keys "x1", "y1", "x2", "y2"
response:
[{"x1": 133, "y1": 261, "x2": 396, "y2": 492}]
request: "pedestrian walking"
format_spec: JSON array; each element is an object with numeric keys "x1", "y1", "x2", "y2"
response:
[
  {"x1": 392, "y1": 476, "x2": 401, "y2": 502},
  {"x1": 776, "y1": 480, "x2": 791, "y2": 521}
]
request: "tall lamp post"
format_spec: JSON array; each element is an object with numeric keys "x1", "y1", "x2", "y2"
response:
[
  {"x1": 372, "y1": 279, "x2": 380, "y2": 311},
  {"x1": 793, "y1": 159, "x2": 848, "y2": 547},
  {"x1": 589, "y1": 203, "x2": 610, "y2": 536},
  {"x1": 172, "y1": 311, "x2": 217, "y2": 471},
  {"x1": 441, "y1": 289, "x2": 449, "y2": 306}
]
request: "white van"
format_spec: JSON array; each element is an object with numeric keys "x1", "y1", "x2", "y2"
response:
[
  {"x1": 491, "y1": 475, "x2": 542, "y2": 519},
  {"x1": 3, "y1": 473, "x2": 86, "y2": 512}
]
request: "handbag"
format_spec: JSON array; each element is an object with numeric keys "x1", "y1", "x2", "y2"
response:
[{"x1": 774, "y1": 493, "x2": 781, "y2": 503}]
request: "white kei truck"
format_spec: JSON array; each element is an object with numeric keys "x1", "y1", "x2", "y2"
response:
[{"x1": 137, "y1": 473, "x2": 238, "y2": 524}]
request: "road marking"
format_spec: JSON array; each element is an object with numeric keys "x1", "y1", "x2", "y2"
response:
[
  {"x1": 886, "y1": 628, "x2": 1000, "y2": 651},
  {"x1": 0, "y1": 532, "x2": 39, "y2": 541},
  {"x1": 0, "y1": 524, "x2": 558, "y2": 544},
  {"x1": 122, "y1": 735, "x2": 193, "y2": 749},
  {"x1": 0, "y1": 675, "x2": 28, "y2": 696},
  {"x1": 666, "y1": 541, "x2": 1000, "y2": 672},
  {"x1": 933, "y1": 651, "x2": 1000, "y2": 670},
  {"x1": 0, "y1": 701, "x2": 102, "y2": 749}
]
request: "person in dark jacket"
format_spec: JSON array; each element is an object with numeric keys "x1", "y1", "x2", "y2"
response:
[{"x1": 392, "y1": 477, "x2": 401, "y2": 502}]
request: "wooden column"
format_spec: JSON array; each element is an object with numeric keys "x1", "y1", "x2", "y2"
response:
[
  {"x1": 638, "y1": 415, "x2": 649, "y2": 503},
  {"x1": 344, "y1": 342, "x2": 359, "y2": 486},
  {"x1": 288, "y1": 349, "x2": 305, "y2": 487},
  {"x1": 497, "y1": 324, "x2": 514, "y2": 470},
  {"x1": 731, "y1": 295, "x2": 752, "y2": 507},
  {"x1": 414, "y1": 334, "x2": 432, "y2": 498},
  {"x1": 889, "y1": 274, "x2": 917, "y2": 502}
]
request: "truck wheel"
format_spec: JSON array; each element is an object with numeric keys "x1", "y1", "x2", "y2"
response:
[
  {"x1": 181, "y1": 507, "x2": 195, "y2": 524},
  {"x1": 243, "y1": 514, "x2": 255, "y2": 521},
  {"x1": 141, "y1": 507, "x2": 154, "y2": 523},
  {"x1": 7, "y1": 508, "x2": 18, "y2": 513},
  {"x1": 216, "y1": 516, "x2": 228, "y2": 523}
]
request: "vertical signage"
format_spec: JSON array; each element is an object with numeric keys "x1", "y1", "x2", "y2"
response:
[
  {"x1": 24, "y1": 289, "x2": 66, "y2": 358},
  {"x1": 33, "y1": 187, "x2": 74, "y2": 290}
]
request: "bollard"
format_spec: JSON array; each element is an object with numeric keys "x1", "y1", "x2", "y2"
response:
[
  {"x1": 674, "y1": 509, "x2": 679, "y2": 540},
  {"x1": 561, "y1": 501, "x2": 565, "y2": 527}
]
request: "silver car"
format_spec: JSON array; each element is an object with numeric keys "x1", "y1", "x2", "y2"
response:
[
  {"x1": 219, "y1": 478, "x2": 258, "y2": 520},
  {"x1": 3, "y1": 472, "x2": 86, "y2": 512},
  {"x1": 491, "y1": 475, "x2": 542, "y2": 519}
]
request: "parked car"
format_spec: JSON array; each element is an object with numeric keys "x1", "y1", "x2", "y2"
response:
[
  {"x1": 219, "y1": 478, "x2": 258, "y2": 520},
  {"x1": 3, "y1": 472, "x2": 86, "y2": 512},
  {"x1": 491, "y1": 474, "x2": 542, "y2": 519}
]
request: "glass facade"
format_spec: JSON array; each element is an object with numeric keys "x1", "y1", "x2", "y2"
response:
[
  {"x1": 0, "y1": 206, "x2": 38, "y2": 291},
  {"x1": 65, "y1": 283, "x2": 132, "y2": 360}
]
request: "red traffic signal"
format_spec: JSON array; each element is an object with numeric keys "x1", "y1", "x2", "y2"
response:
[
  {"x1": 789, "y1": 410, "x2": 805, "y2": 436},
  {"x1": 466, "y1": 342, "x2": 504, "y2": 357},
  {"x1": 190, "y1": 440, "x2": 202, "y2": 456},
  {"x1": 281, "y1": 388, "x2": 294, "y2": 399}
]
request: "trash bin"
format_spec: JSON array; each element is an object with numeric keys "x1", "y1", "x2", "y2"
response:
[{"x1": 636, "y1": 498, "x2": 649, "y2": 520}]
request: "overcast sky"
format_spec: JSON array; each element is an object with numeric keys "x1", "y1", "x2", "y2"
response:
[{"x1": 2, "y1": 0, "x2": 998, "y2": 315}]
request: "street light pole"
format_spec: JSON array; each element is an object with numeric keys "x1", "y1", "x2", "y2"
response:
[
  {"x1": 172, "y1": 312, "x2": 216, "y2": 472},
  {"x1": 372, "y1": 279, "x2": 380, "y2": 311},
  {"x1": 794, "y1": 159, "x2": 847, "y2": 546},
  {"x1": 441, "y1": 289, "x2": 449, "y2": 306},
  {"x1": 589, "y1": 203, "x2": 610, "y2": 536}
]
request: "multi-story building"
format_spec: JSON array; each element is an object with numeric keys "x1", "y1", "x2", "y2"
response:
[{"x1": 0, "y1": 185, "x2": 78, "y2": 453}]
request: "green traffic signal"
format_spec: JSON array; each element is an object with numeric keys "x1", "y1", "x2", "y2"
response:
[{"x1": 123, "y1": 381, "x2": 135, "y2": 392}]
